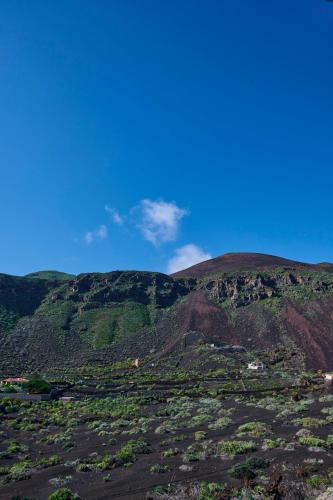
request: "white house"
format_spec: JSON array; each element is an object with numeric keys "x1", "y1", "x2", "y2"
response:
[
  {"x1": 325, "y1": 373, "x2": 333, "y2": 381},
  {"x1": 247, "y1": 362, "x2": 265, "y2": 370}
]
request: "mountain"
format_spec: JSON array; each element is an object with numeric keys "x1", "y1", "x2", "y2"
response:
[
  {"x1": 171, "y1": 251, "x2": 333, "y2": 277},
  {"x1": 1, "y1": 253, "x2": 333, "y2": 374}
]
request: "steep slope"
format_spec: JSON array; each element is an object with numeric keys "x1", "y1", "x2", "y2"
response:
[
  {"x1": 1, "y1": 254, "x2": 333, "y2": 373},
  {"x1": 0, "y1": 271, "x2": 194, "y2": 372},
  {"x1": 0, "y1": 273, "x2": 53, "y2": 334}
]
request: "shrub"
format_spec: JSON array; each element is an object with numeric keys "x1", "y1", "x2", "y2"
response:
[
  {"x1": 194, "y1": 431, "x2": 207, "y2": 441},
  {"x1": 116, "y1": 446, "x2": 134, "y2": 464},
  {"x1": 48, "y1": 488, "x2": 80, "y2": 500},
  {"x1": 262, "y1": 438, "x2": 284, "y2": 449},
  {"x1": 150, "y1": 464, "x2": 170, "y2": 473},
  {"x1": 219, "y1": 440, "x2": 256, "y2": 456},
  {"x1": 115, "y1": 439, "x2": 150, "y2": 464},
  {"x1": 229, "y1": 463, "x2": 256, "y2": 481},
  {"x1": 292, "y1": 417, "x2": 326, "y2": 428},
  {"x1": 198, "y1": 482, "x2": 225, "y2": 500},
  {"x1": 23, "y1": 378, "x2": 51, "y2": 394},
  {"x1": 299, "y1": 435, "x2": 326, "y2": 448},
  {"x1": 6, "y1": 440, "x2": 23, "y2": 454},
  {"x1": 307, "y1": 475, "x2": 328, "y2": 487},
  {"x1": 237, "y1": 421, "x2": 270, "y2": 437},
  {"x1": 319, "y1": 395, "x2": 333, "y2": 403},
  {"x1": 162, "y1": 448, "x2": 180, "y2": 458},
  {"x1": 182, "y1": 451, "x2": 202, "y2": 463},
  {"x1": 327, "y1": 435, "x2": 333, "y2": 447},
  {"x1": 246, "y1": 456, "x2": 268, "y2": 469},
  {"x1": 208, "y1": 417, "x2": 231, "y2": 430}
]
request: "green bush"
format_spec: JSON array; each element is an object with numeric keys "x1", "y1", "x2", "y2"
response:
[
  {"x1": 149, "y1": 463, "x2": 170, "y2": 473},
  {"x1": 246, "y1": 456, "x2": 268, "y2": 469},
  {"x1": 292, "y1": 417, "x2": 326, "y2": 428},
  {"x1": 194, "y1": 431, "x2": 207, "y2": 441},
  {"x1": 307, "y1": 475, "x2": 328, "y2": 487},
  {"x1": 162, "y1": 448, "x2": 179, "y2": 457},
  {"x1": 198, "y1": 482, "x2": 225, "y2": 500},
  {"x1": 229, "y1": 463, "x2": 256, "y2": 481},
  {"x1": 326, "y1": 434, "x2": 333, "y2": 447},
  {"x1": 48, "y1": 488, "x2": 80, "y2": 500},
  {"x1": 229, "y1": 456, "x2": 268, "y2": 482},
  {"x1": 23, "y1": 378, "x2": 51, "y2": 394},
  {"x1": 219, "y1": 440, "x2": 256, "y2": 456},
  {"x1": 115, "y1": 439, "x2": 150, "y2": 464},
  {"x1": 299, "y1": 435, "x2": 326, "y2": 448},
  {"x1": 237, "y1": 421, "x2": 270, "y2": 437}
]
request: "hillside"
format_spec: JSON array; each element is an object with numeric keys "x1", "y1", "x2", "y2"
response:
[
  {"x1": 171, "y1": 251, "x2": 333, "y2": 278},
  {"x1": 25, "y1": 270, "x2": 75, "y2": 281},
  {"x1": 1, "y1": 253, "x2": 333, "y2": 373}
]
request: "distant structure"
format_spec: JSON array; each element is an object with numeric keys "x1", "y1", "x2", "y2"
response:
[
  {"x1": 132, "y1": 358, "x2": 140, "y2": 368},
  {"x1": 325, "y1": 373, "x2": 333, "y2": 381},
  {"x1": 0, "y1": 377, "x2": 29, "y2": 385},
  {"x1": 247, "y1": 362, "x2": 265, "y2": 370}
]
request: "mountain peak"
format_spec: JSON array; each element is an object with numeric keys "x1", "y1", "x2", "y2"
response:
[{"x1": 171, "y1": 251, "x2": 322, "y2": 278}]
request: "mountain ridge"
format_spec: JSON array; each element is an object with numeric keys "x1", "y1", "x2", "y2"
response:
[
  {"x1": 1, "y1": 252, "x2": 333, "y2": 374},
  {"x1": 171, "y1": 251, "x2": 333, "y2": 278}
]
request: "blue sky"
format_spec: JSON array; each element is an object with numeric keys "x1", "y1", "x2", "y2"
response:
[{"x1": 1, "y1": 0, "x2": 333, "y2": 276}]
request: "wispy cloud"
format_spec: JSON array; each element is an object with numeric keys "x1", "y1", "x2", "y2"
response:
[
  {"x1": 84, "y1": 224, "x2": 108, "y2": 245},
  {"x1": 138, "y1": 199, "x2": 189, "y2": 246},
  {"x1": 84, "y1": 232, "x2": 94, "y2": 245},
  {"x1": 167, "y1": 244, "x2": 212, "y2": 274},
  {"x1": 105, "y1": 205, "x2": 124, "y2": 225}
]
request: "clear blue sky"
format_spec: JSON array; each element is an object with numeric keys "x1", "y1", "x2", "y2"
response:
[{"x1": 1, "y1": 0, "x2": 333, "y2": 276}]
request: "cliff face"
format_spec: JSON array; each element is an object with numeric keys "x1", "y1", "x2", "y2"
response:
[
  {"x1": 1, "y1": 258, "x2": 333, "y2": 373},
  {"x1": 202, "y1": 270, "x2": 333, "y2": 307}
]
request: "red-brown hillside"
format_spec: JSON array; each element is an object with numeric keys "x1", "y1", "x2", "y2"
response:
[{"x1": 171, "y1": 252, "x2": 333, "y2": 278}]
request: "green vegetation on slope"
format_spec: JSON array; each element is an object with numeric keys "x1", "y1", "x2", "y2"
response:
[
  {"x1": 25, "y1": 271, "x2": 75, "y2": 281},
  {"x1": 72, "y1": 302, "x2": 152, "y2": 348}
]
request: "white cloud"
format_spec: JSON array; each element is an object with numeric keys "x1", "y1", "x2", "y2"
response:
[
  {"x1": 84, "y1": 231, "x2": 94, "y2": 245},
  {"x1": 96, "y1": 224, "x2": 108, "y2": 240},
  {"x1": 84, "y1": 225, "x2": 108, "y2": 244},
  {"x1": 167, "y1": 244, "x2": 212, "y2": 274},
  {"x1": 139, "y1": 199, "x2": 189, "y2": 245},
  {"x1": 105, "y1": 205, "x2": 124, "y2": 225}
]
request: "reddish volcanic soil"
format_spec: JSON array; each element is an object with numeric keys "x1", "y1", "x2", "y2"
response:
[
  {"x1": 171, "y1": 252, "x2": 333, "y2": 278},
  {"x1": 282, "y1": 298, "x2": 333, "y2": 370},
  {"x1": 176, "y1": 291, "x2": 235, "y2": 344}
]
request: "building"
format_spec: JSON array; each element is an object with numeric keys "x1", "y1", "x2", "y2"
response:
[
  {"x1": 247, "y1": 362, "x2": 265, "y2": 370},
  {"x1": 325, "y1": 373, "x2": 333, "y2": 381},
  {"x1": 0, "y1": 377, "x2": 29, "y2": 385}
]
